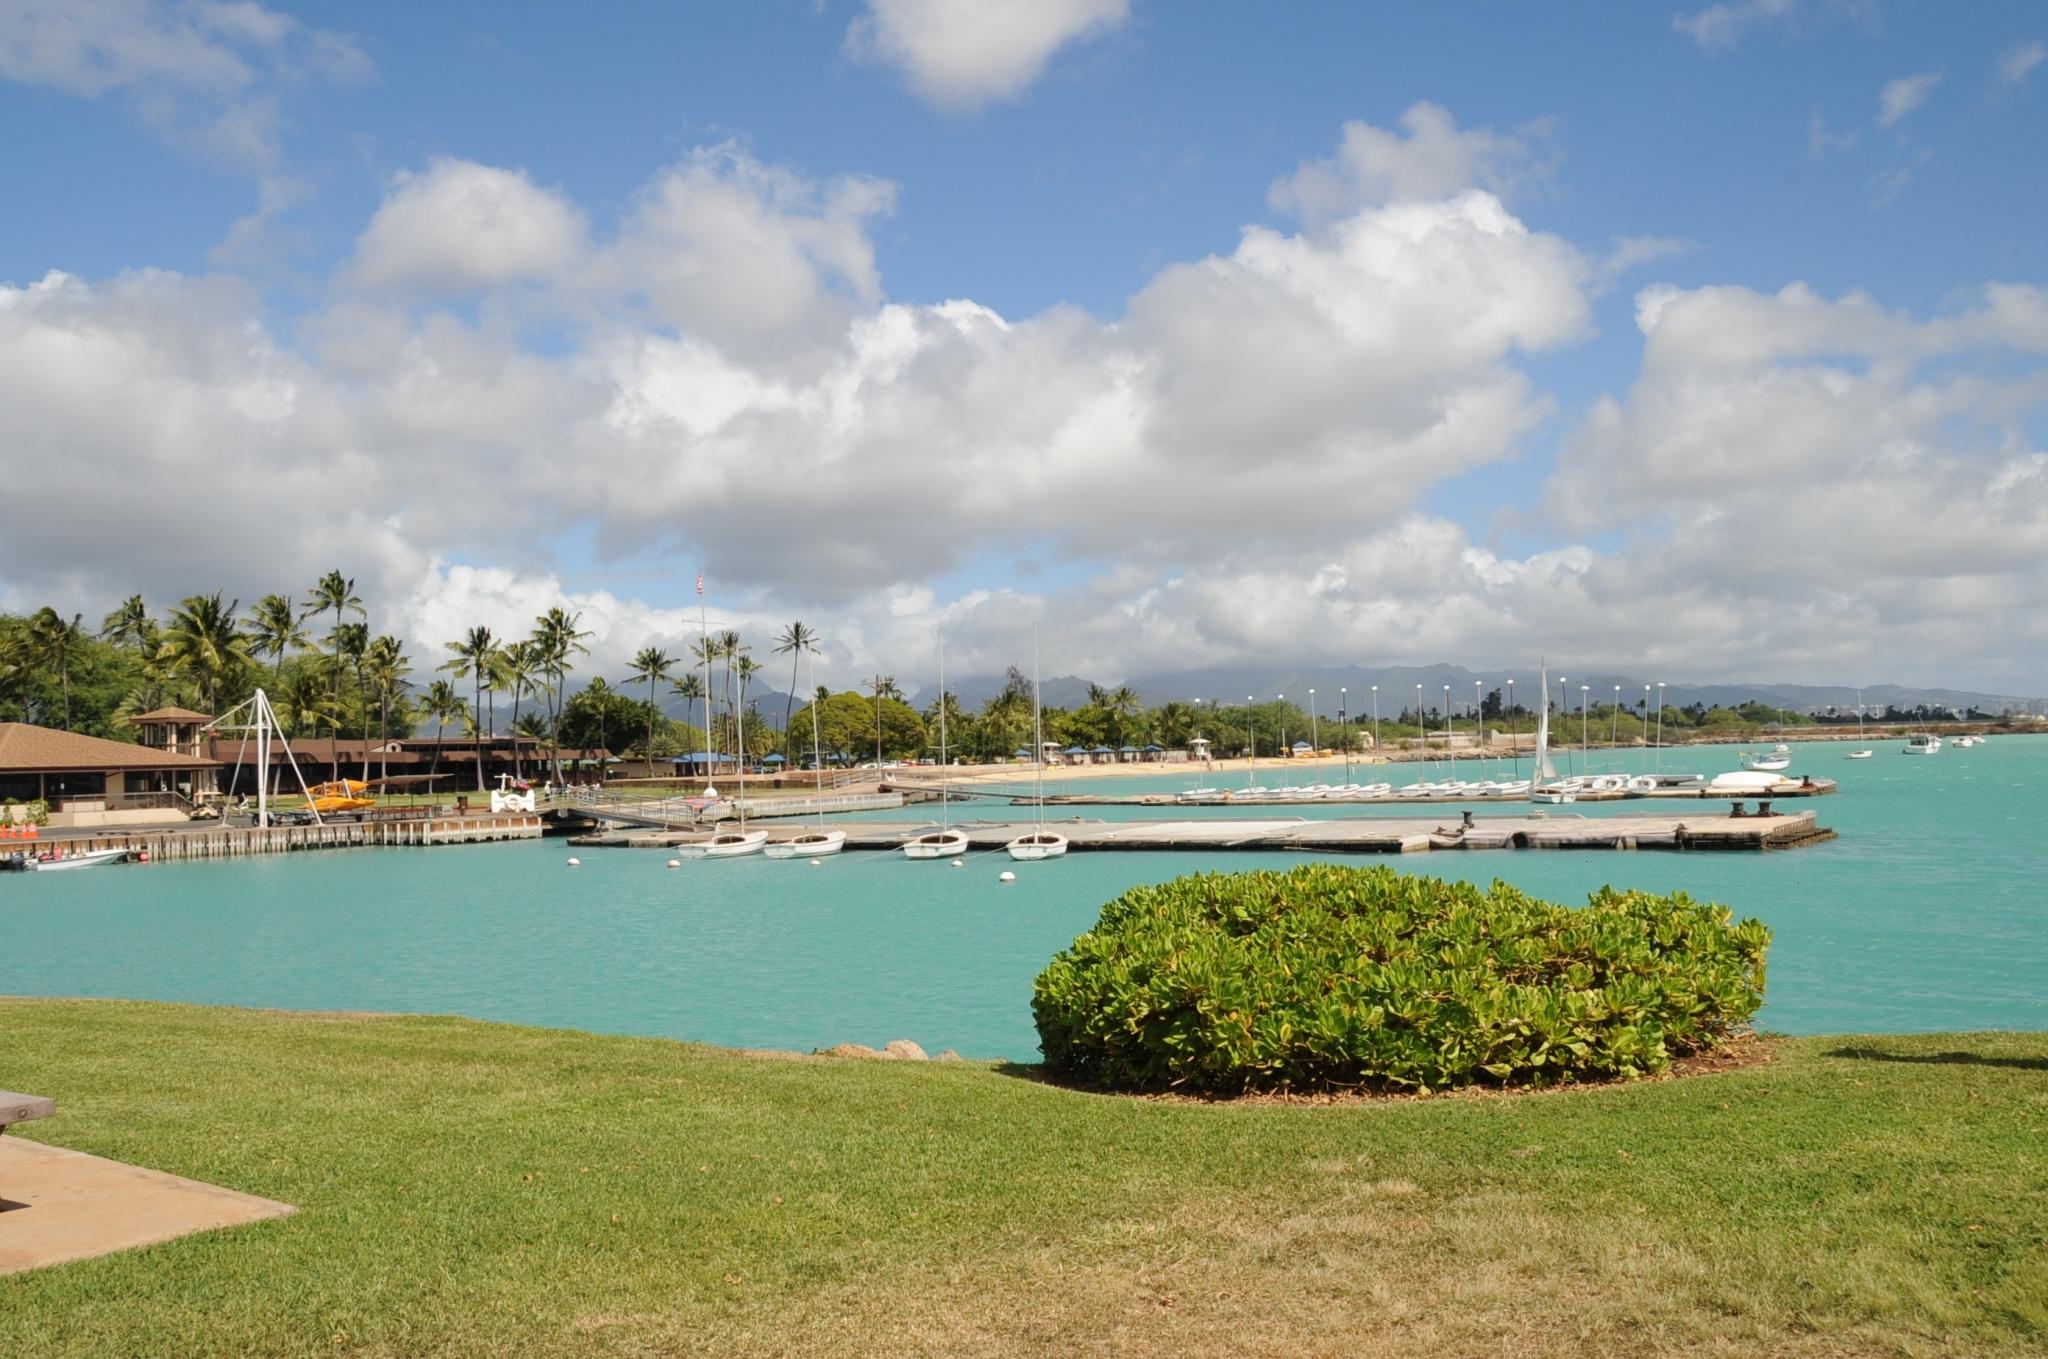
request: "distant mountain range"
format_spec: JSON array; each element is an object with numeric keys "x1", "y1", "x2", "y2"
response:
[{"x1": 914, "y1": 664, "x2": 2043, "y2": 718}]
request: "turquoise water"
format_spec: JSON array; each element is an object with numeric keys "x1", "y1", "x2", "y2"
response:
[{"x1": 3, "y1": 738, "x2": 2041, "y2": 1057}]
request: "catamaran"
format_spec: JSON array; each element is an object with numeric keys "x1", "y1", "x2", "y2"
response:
[
  {"x1": 1007, "y1": 626, "x2": 1067, "y2": 861},
  {"x1": 767, "y1": 649, "x2": 846, "y2": 859},
  {"x1": 904, "y1": 630, "x2": 970, "y2": 860}
]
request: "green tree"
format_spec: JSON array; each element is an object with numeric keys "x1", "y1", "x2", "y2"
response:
[
  {"x1": 27, "y1": 608, "x2": 87, "y2": 729},
  {"x1": 670, "y1": 671, "x2": 707, "y2": 751},
  {"x1": 366, "y1": 635, "x2": 411, "y2": 781},
  {"x1": 624, "y1": 646, "x2": 675, "y2": 757},
  {"x1": 99, "y1": 595, "x2": 154, "y2": 653},
  {"x1": 771, "y1": 621, "x2": 817, "y2": 749},
  {"x1": 306, "y1": 572, "x2": 364, "y2": 737},
  {"x1": 419, "y1": 677, "x2": 467, "y2": 782},
  {"x1": 797, "y1": 690, "x2": 924, "y2": 764},
  {"x1": 158, "y1": 594, "x2": 254, "y2": 716},
  {"x1": 244, "y1": 594, "x2": 309, "y2": 684},
  {"x1": 497, "y1": 640, "x2": 541, "y2": 779},
  {"x1": 532, "y1": 607, "x2": 592, "y2": 780},
  {"x1": 440, "y1": 626, "x2": 497, "y2": 792}
]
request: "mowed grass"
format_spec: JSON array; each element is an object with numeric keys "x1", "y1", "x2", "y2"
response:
[{"x1": 1, "y1": 1000, "x2": 2043, "y2": 1358}]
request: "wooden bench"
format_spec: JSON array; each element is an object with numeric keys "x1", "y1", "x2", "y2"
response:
[{"x1": 1, "y1": 1090, "x2": 55, "y2": 1135}]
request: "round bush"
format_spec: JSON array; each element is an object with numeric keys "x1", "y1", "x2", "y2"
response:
[{"x1": 1032, "y1": 865, "x2": 1770, "y2": 1095}]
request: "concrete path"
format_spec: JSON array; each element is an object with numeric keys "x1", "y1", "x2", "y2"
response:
[{"x1": 0, "y1": 1138, "x2": 294, "y2": 1275}]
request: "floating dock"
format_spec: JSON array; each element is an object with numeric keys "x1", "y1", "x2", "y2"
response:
[
  {"x1": 901, "y1": 777, "x2": 1837, "y2": 809},
  {"x1": 10, "y1": 813, "x2": 546, "y2": 864},
  {"x1": 578, "y1": 809, "x2": 1833, "y2": 854}
]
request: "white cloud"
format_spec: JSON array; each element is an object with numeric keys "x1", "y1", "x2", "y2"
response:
[
  {"x1": 1268, "y1": 103, "x2": 1559, "y2": 228},
  {"x1": 1807, "y1": 108, "x2": 1857, "y2": 157},
  {"x1": 1878, "y1": 71, "x2": 1941, "y2": 128},
  {"x1": 1597, "y1": 235, "x2": 1691, "y2": 286},
  {"x1": 1671, "y1": 0, "x2": 1797, "y2": 54},
  {"x1": 1994, "y1": 39, "x2": 2044, "y2": 90},
  {"x1": 6, "y1": 120, "x2": 2047, "y2": 691},
  {"x1": 350, "y1": 159, "x2": 588, "y2": 296},
  {"x1": 0, "y1": 0, "x2": 371, "y2": 168},
  {"x1": 1870, "y1": 147, "x2": 1932, "y2": 207},
  {"x1": 844, "y1": 0, "x2": 1128, "y2": 111}
]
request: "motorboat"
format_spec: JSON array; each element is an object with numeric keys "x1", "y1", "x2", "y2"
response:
[
  {"x1": 1846, "y1": 749, "x2": 1874, "y2": 759},
  {"x1": 1903, "y1": 733, "x2": 1942, "y2": 755},
  {"x1": 903, "y1": 828, "x2": 970, "y2": 859},
  {"x1": 16, "y1": 847, "x2": 131, "y2": 871},
  {"x1": 764, "y1": 830, "x2": 846, "y2": 859},
  {"x1": 1952, "y1": 735, "x2": 1982, "y2": 748},
  {"x1": 676, "y1": 830, "x2": 768, "y2": 860},
  {"x1": 1005, "y1": 830, "x2": 1068, "y2": 861}
]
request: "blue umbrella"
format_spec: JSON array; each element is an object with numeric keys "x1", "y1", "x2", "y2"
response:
[{"x1": 763, "y1": 754, "x2": 787, "y2": 764}]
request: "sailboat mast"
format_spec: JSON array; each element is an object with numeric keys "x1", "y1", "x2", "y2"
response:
[
  {"x1": 1032, "y1": 625, "x2": 1044, "y2": 833},
  {"x1": 809, "y1": 650, "x2": 826, "y2": 832},
  {"x1": 735, "y1": 664, "x2": 747, "y2": 830},
  {"x1": 937, "y1": 629, "x2": 949, "y2": 831}
]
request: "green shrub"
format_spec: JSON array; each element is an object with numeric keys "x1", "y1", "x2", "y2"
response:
[{"x1": 1032, "y1": 865, "x2": 1770, "y2": 1095}]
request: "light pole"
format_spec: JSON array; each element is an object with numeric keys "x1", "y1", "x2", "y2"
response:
[
  {"x1": 1581, "y1": 684, "x2": 1590, "y2": 770},
  {"x1": 1612, "y1": 684, "x2": 1621, "y2": 756},
  {"x1": 1339, "y1": 687, "x2": 1349, "y2": 782},
  {"x1": 1277, "y1": 694, "x2": 1287, "y2": 784},
  {"x1": 1415, "y1": 684, "x2": 1425, "y2": 770},
  {"x1": 1642, "y1": 684, "x2": 1652, "y2": 774},
  {"x1": 1308, "y1": 688, "x2": 1318, "y2": 760},
  {"x1": 1558, "y1": 675, "x2": 1569, "y2": 776},
  {"x1": 1246, "y1": 695, "x2": 1256, "y2": 788},
  {"x1": 1474, "y1": 679, "x2": 1484, "y2": 760},
  {"x1": 1506, "y1": 678, "x2": 1518, "y2": 782},
  {"x1": 1443, "y1": 683, "x2": 1454, "y2": 780},
  {"x1": 1370, "y1": 685, "x2": 1380, "y2": 765},
  {"x1": 1654, "y1": 682, "x2": 1666, "y2": 772}
]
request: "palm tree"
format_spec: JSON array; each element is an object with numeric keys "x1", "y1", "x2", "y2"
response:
[
  {"x1": 582, "y1": 676, "x2": 615, "y2": 768},
  {"x1": 772, "y1": 622, "x2": 817, "y2": 750},
  {"x1": 625, "y1": 646, "x2": 675, "y2": 758},
  {"x1": 99, "y1": 595, "x2": 153, "y2": 652},
  {"x1": 158, "y1": 594, "x2": 253, "y2": 716},
  {"x1": 866, "y1": 674, "x2": 895, "y2": 767},
  {"x1": 27, "y1": 608, "x2": 86, "y2": 729},
  {"x1": 496, "y1": 640, "x2": 540, "y2": 779},
  {"x1": 670, "y1": 672, "x2": 706, "y2": 766},
  {"x1": 420, "y1": 678, "x2": 465, "y2": 783},
  {"x1": 332, "y1": 622, "x2": 373, "y2": 780},
  {"x1": 532, "y1": 607, "x2": 591, "y2": 781},
  {"x1": 1107, "y1": 684, "x2": 1142, "y2": 750},
  {"x1": 440, "y1": 626, "x2": 497, "y2": 792},
  {"x1": 306, "y1": 571, "x2": 364, "y2": 737},
  {"x1": 366, "y1": 635, "x2": 411, "y2": 783},
  {"x1": 244, "y1": 594, "x2": 308, "y2": 683}
]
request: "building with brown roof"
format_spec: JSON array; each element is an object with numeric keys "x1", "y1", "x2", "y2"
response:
[{"x1": 0, "y1": 722, "x2": 221, "y2": 827}]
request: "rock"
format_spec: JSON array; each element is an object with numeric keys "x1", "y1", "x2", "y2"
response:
[
  {"x1": 882, "y1": 1039, "x2": 929, "y2": 1062},
  {"x1": 817, "y1": 1043, "x2": 881, "y2": 1059},
  {"x1": 934, "y1": 1049, "x2": 962, "y2": 1063}
]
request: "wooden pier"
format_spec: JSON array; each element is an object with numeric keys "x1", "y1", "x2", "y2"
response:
[
  {"x1": 21, "y1": 813, "x2": 546, "y2": 864},
  {"x1": 579, "y1": 809, "x2": 1834, "y2": 855}
]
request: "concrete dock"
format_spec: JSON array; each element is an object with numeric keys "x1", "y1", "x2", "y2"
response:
[{"x1": 577, "y1": 809, "x2": 1833, "y2": 854}]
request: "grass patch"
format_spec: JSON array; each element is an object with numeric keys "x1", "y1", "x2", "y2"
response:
[{"x1": 1, "y1": 998, "x2": 2043, "y2": 1357}]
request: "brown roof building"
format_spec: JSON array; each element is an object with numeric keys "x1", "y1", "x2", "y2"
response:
[{"x1": 0, "y1": 721, "x2": 221, "y2": 817}]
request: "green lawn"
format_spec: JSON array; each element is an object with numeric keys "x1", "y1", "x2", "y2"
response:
[{"x1": 1, "y1": 999, "x2": 2042, "y2": 1358}]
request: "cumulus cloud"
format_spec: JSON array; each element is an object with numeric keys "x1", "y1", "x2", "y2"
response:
[
  {"x1": 5, "y1": 115, "x2": 2046, "y2": 690},
  {"x1": 845, "y1": 0, "x2": 1128, "y2": 111},
  {"x1": 1878, "y1": 71, "x2": 1941, "y2": 128},
  {"x1": 0, "y1": 0, "x2": 371, "y2": 167},
  {"x1": 1268, "y1": 103, "x2": 1559, "y2": 228},
  {"x1": 350, "y1": 159, "x2": 588, "y2": 295},
  {"x1": 1671, "y1": 0, "x2": 1796, "y2": 54}
]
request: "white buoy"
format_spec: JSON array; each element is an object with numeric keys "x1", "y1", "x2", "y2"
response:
[
  {"x1": 666, "y1": 859, "x2": 680, "y2": 869},
  {"x1": 566, "y1": 857, "x2": 581, "y2": 867},
  {"x1": 951, "y1": 858, "x2": 964, "y2": 868},
  {"x1": 810, "y1": 858, "x2": 822, "y2": 866},
  {"x1": 999, "y1": 870, "x2": 1016, "y2": 883}
]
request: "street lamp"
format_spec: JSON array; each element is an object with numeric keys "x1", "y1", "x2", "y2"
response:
[
  {"x1": 1506, "y1": 678, "x2": 1517, "y2": 781},
  {"x1": 1370, "y1": 685, "x2": 1380, "y2": 765},
  {"x1": 1308, "y1": 688, "x2": 1318, "y2": 759},
  {"x1": 1643, "y1": 684, "x2": 1652, "y2": 774},
  {"x1": 1558, "y1": 675, "x2": 1569, "y2": 776},
  {"x1": 1612, "y1": 684, "x2": 1621, "y2": 754},
  {"x1": 1443, "y1": 683, "x2": 1454, "y2": 780}
]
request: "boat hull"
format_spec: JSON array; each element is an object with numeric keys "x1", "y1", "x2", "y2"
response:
[
  {"x1": 676, "y1": 831, "x2": 768, "y2": 860},
  {"x1": 902, "y1": 831, "x2": 969, "y2": 859},
  {"x1": 22, "y1": 848, "x2": 129, "y2": 871},
  {"x1": 1005, "y1": 834, "x2": 1068, "y2": 861},
  {"x1": 765, "y1": 832, "x2": 847, "y2": 859}
]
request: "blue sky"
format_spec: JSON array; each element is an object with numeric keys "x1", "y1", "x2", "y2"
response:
[{"x1": 2, "y1": 1, "x2": 2046, "y2": 692}]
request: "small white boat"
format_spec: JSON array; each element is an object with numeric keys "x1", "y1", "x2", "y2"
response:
[
  {"x1": 1005, "y1": 831, "x2": 1068, "y2": 861},
  {"x1": 19, "y1": 847, "x2": 131, "y2": 871},
  {"x1": 1903, "y1": 733, "x2": 1942, "y2": 755},
  {"x1": 1952, "y1": 735, "x2": 1981, "y2": 748},
  {"x1": 1532, "y1": 788, "x2": 1576, "y2": 804},
  {"x1": 1846, "y1": 749, "x2": 1874, "y2": 759},
  {"x1": 1740, "y1": 750, "x2": 1792, "y2": 772},
  {"x1": 903, "y1": 828, "x2": 970, "y2": 859},
  {"x1": 676, "y1": 830, "x2": 768, "y2": 859},
  {"x1": 1707, "y1": 770, "x2": 1785, "y2": 794},
  {"x1": 764, "y1": 830, "x2": 846, "y2": 859}
]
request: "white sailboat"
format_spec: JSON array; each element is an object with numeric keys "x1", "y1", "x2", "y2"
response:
[
  {"x1": 1529, "y1": 663, "x2": 1575, "y2": 803},
  {"x1": 1739, "y1": 743, "x2": 1792, "y2": 773},
  {"x1": 1007, "y1": 626, "x2": 1067, "y2": 861},
  {"x1": 767, "y1": 649, "x2": 846, "y2": 859},
  {"x1": 1847, "y1": 691, "x2": 1873, "y2": 758},
  {"x1": 904, "y1": 629, "x2": 970, "y2": 860},
  {"x1": 678, "y1": 631, "x2": 766, "y2": 859}
]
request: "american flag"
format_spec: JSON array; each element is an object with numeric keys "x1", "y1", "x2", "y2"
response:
[{"x1": 695, "y1": 572, "x2": 704, "y2": 595}]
